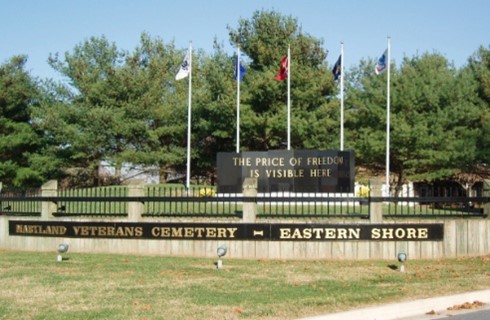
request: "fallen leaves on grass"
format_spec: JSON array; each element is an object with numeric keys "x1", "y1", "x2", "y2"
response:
[{"x1": 133, "y1": 299, "x2": 152, "y2": 311}]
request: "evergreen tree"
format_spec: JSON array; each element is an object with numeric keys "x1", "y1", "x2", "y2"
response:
[
  {"x1": 466, "y1": 45, "x2": 490, "y2": 167},
  {"x1": 346, "y1": 53, "x2": 482, "y2": 193},
  {"x1": 33, "y1": 34, "x2": 188, "y2": 186},
  {"x1": 193, "y1": 40, "x2": 236, "y2": 182},
  {"x1": 228, "y1": 10, "x2": 337, "y2": 151},
  {"x1": 0, "y1": 56, "x2": 46, "y2": 187}
]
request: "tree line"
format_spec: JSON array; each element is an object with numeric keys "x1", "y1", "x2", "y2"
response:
[{"x1": 1, "y1": 10, "x2": 489, "y2": 192}]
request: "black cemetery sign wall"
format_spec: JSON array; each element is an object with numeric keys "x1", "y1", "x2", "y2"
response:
[{"x1": 217, "y1": 150, "x2": 355, "y2": 193}]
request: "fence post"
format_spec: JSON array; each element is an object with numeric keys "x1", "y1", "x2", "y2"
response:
[
  {"x1": 242, "y1": 178, "x2": 257, "y2": 222},
  {"x1": 484, "y1": 179, "x2": 490, "y2": 218},
  {"x1": 369, "y1": 177, "x2": 384, "y2": 223},
  {"x1": 128, "y1": 180, "x2": 145, "y2": 222},
  {"x1": 41, "y1": 180, "x2": 58, "y2": 219}
]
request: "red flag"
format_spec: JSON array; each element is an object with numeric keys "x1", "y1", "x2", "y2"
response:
[{"x1": 275, "y1": 55, "x2": 288, "y2": 81}]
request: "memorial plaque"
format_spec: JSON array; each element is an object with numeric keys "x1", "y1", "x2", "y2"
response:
[{"x1": 217, "y1": 150, "x2": 355, "y2": 193}]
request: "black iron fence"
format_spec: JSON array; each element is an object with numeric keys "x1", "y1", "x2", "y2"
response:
[
  {"x1": 143, "y1": 185, "x2": 242, "y2": 217},
  {"x1": 0, "y1": 188, "x2": 42, "y2": 216},
  {"x1": 0, "y1": 185, "x2": 488, "y2": 219},
  {"x1": 54, "y1": 186, "x2": 128, "y2": 217},
  {"x1": 374, "y1": 196, "x2": 486, "y2": 218}
]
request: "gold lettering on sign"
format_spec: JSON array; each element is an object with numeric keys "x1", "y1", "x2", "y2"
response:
[
  {"x1": 206, "y1": 228, "x2": 217, "y2": 237},
  {"x1": 150, "y1": 227, "x2": 238, "y2": 239},
  {"x1": 306, "y1": 156, "x2": 344, "y2": 166},
  {"x1": 370, "y1": 228, "x2": 429, "y2": 240},
  {"x1": 255, "y1": 157, "x2": 285, "y2": 166},
  {"x1": 72, "y1": 226, "x2": 143, "y2": 237},
  {"x1": 279, "y1": 228, "x2": 360, "y2": 239},
  {"x1": 233, "y1": 157, "x2": 251, "y2": 166},
  {"x1": 309, "y1": 169, "x2": 331, "y2": 177},
  {"x1": 265, "y1": 169, "x2": 304, "y2": 178},
  {"x1": 171, "y1": 228, "x2": 183, "y2": 237},
  {"x1": 324, "y1": 228, "x2": 337, "y2": 239},
  {"x1": 15, "y1": 224, "x2": 67, "y2": 235}
]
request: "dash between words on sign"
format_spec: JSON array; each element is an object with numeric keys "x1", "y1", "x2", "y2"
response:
[{"x1": 13, "y1": 223, "x2": 433, "y2": 241}]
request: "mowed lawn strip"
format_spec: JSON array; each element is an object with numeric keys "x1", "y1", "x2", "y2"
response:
[{"x1": 1, "y1": 250, "x2": 489, "y2": 319}]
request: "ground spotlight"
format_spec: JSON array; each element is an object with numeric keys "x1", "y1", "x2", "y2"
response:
[
  {"x1": 216, "y1": 245, "x2": 227, "y2": 269},
  {"x1": 57, "y1": 243, "x2": 69, "y2": 262},
  {"x1": 397, "y1": 252, "x2": 407, "y2": 272}
]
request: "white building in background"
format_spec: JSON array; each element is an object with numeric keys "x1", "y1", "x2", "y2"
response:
[{"x1": 99, "y1": 161, "x2": 160, "y2": 184}]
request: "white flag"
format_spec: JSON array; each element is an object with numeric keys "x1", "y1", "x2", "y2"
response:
[{"x1": 176, "y1": 51, "x2": 190, "y2": 80}]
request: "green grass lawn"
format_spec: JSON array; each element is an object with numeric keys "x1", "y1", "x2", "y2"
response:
[{"x1": 1, "y1": 250, "x2": 490, "y2": 319}]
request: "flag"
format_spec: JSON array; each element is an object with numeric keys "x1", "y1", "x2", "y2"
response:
[
  {"x1": 275, "y1": 55, "x2": 288, "y2": 81},
  {"x1": 332, "y1": 55, "x2": 342, "y2": 80},
  {"x1": 375, "y1": 49, "x2": 388, "y2": 75},
  {"x1": 175, "y1": 50, "x2": 191, "y2": 80},
  {"x1": 234, "y1": 58, "x2": 246, "y2": 81}
]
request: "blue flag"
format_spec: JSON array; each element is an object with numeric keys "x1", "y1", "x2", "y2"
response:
[
  {"x1": 332, "y1": 55, "x2": 342, "y2": 80},
  {"x1": 375, "y1": 49, "x2": 387, "y2": 75},
  {"x1": 234, "y1": 58, "x2": 246, "y2": 81}
]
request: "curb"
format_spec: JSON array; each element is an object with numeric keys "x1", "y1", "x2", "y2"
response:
[{"x1": 299, "y1": 289, "x2": 490, "y2": 320}]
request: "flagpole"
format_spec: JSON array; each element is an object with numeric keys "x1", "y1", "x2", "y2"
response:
[
  {"x1": 236, "y1": 47, "x2": 241, "y2": 153},
  {"x1": 186, "y1": 42, "x2": 192, "y2": 190},
  {"x1": 340, "y1": 42, "x2": 344, "y2": 151},
  {"x1": 287, "y1": 45, "x2": 291, "y2": 150},
  {"x1": 386, "y1": 37, "x2": 391, "y2": 195}
]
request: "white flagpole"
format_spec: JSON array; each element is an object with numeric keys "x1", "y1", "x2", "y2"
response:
[
  {"x1": 287, "y1": 45, "x2": 291, "y2": 150},
  {"x1": 386, "y1": 37, "x2": 391, "y2": 195},
  {"x1": 186, "y1": 42, "x2": 192, "y2": 190},
  {"x1": 340, "y1": 42, "x2": 344, "y2": 151},
  {"x1": 236, "y1": 47, "x2": 241, "y2": 153}
]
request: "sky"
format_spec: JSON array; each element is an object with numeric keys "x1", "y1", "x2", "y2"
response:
[{"x1": 1, "y1": 0, "x2": 489, "y2": 82}]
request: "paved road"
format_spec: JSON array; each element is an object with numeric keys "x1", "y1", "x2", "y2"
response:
[
  {"x1": 441, "y1": 309, "x2": 490, "y2": 320},
  {"x1": 399, "y1": 306, "x2": 490, "y2": 319}
]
